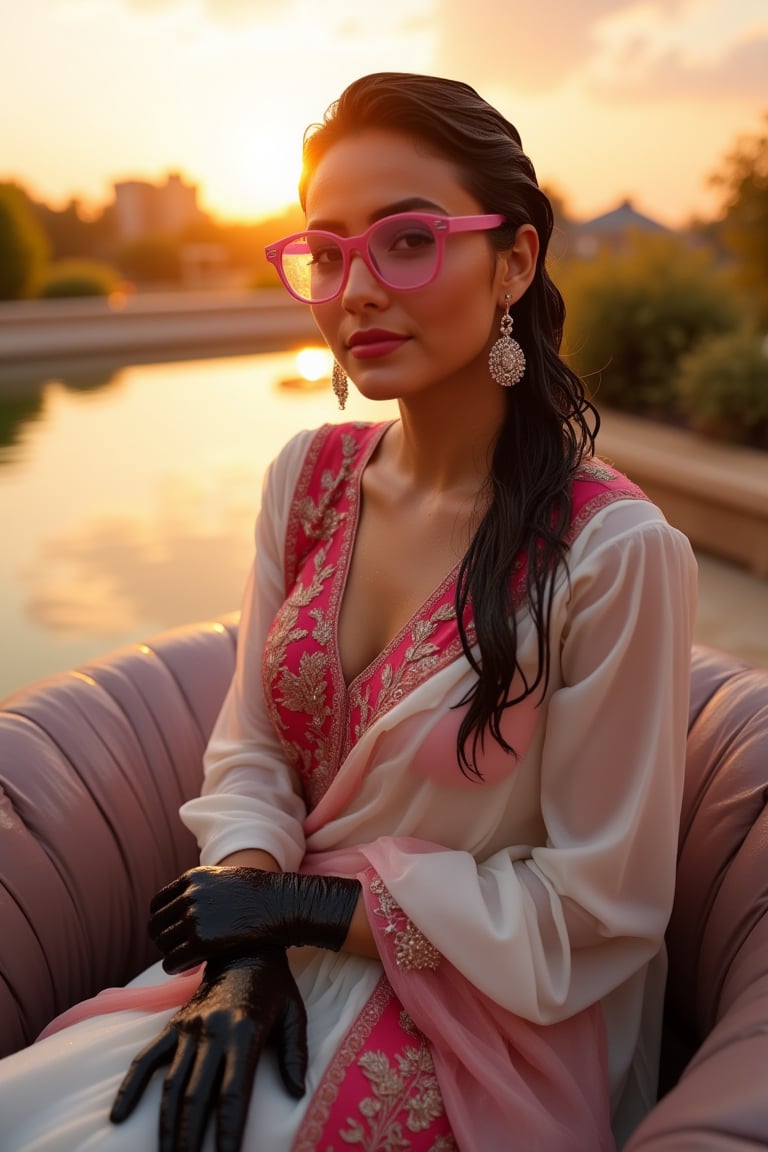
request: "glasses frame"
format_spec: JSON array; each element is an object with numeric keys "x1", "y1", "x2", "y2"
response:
[{"x1": 264, "y1": 211, "x2": 506, "y2": 304}]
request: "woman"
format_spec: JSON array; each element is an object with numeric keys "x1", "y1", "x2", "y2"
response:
[{"x1": 0, "y1": 73, "x2": 696, "y2": 1151}]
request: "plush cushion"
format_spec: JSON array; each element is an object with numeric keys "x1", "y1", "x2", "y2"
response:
[
  {"x1": 626, "y1": 646, "x2": 768, "y2": 1149},
  {"x1": 0, "y1": 615, "x2": 236, "y2": 1056}
]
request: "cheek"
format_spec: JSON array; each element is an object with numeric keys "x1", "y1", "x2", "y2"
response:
[
  {"x1": 426, "y1": 253, "x2": 497, "y2": 340},
  {"x1": 310, "y1": 305, "x2": 342, "y2": 353},
  {"x1": 424, "y1": 282, "x2": 496, "y2": 358}
]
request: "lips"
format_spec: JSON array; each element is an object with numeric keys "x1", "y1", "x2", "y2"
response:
[{"x1": 347, "y1": 329, "x2": 410, "y2": 360}]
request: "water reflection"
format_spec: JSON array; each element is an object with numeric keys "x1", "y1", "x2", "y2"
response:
[
  {"x1": 0, "y1": 363, "x2": 124, "y2": 462},
  {"x1": 0, "y1": 350, "x2": 397, "y2": 699},
  {"x1": 24, "y1": 475, "x2": 254, "y2": 637},
  {"x1": 0, "y1": 391, "x2": 45, "y2": 460}
]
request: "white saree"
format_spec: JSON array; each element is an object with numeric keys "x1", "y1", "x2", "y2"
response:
[{"x1": 0, "y1": 422, "x2": 697, "y2": 1151}]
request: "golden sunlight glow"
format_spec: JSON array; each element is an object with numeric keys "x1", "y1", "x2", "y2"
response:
[
  {"x1": 295, "y1": 347, "x2": 333, "y2": 382},
  {"x1": 0, "y1": 1, "x2": 765, "y2": 231},
  {"x1": 204, "y1": 130, "x2": 305, "y2": 222}
]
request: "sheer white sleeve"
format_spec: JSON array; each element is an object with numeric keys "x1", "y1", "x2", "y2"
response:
[
  {"x1": 180, "y1": 429, "x2": 316, "y2": 871},
  {"x1": 374, "y1": 504, "x2": 697, "y2": 1022}
]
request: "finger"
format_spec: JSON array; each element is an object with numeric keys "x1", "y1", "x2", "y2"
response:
[
  {"x1": 149, "y1": 893, "x2": 192, "y2": 940},
  {"x1": 273, "y1": 989, "x2": 308, "y2": 1099},
  {"x1": 161, "y1": 944, "x2": 202, "y2": 977},
  {"x1": 154, "y1": 922, "x2": 201, "y2": 974},
  {"x1": 215, "y1": 1026, "x2": 261, "y2": 1152},
  {"x1": 177, "y1": 1043, "x2": 225, "y2": 1152},
  {"x1": 149, "y1": 870, "x2": 197, "y2": 916},
  {"x1": 159, "y1": 1032, "x2": 198, "y2": 1152},
  {"x1": 110, "y1": 1028, "x2": 177, "y2": 1123}
]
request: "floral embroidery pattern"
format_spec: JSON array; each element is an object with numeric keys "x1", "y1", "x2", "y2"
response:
[
  {"x1": 295, "y1": 430, "x2": 359, "y2": 546},
  {"x1": 337, "y1": 1011, "x2": 456, "y2": 1151},
  {"x1": 293, "y1": 979, "x2": 395, "y2": 1151},
  {"x1": 263, "y1": 545, "x2": 338, "y2": 795},
  {"x1": 350, "y1": 603, "x2": 460, "y2": 744},
  {"x1": 371, "y1": 876, "x2": 441, "y2": 972},
  {"x1": 575, "y1": 461, "x2": 620, "y2": 483},
  {"x1": 567, "y1": 463, "x2": 649, "y2": 546}
]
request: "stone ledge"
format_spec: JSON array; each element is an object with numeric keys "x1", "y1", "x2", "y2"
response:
[
  {"x1": 597, "y1": 409, "x2": 768, "y2": 577},
  {"x1": 0, "y1": 290, "x2": 318, "y2": 366}
]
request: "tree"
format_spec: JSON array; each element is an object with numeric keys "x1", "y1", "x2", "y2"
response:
[
  {"x1": 33, "y1": 198, "x2": 118, "y2": 263},
  {"x1": 560, "y1": 232, "x2": 736, "y2": 417},
  {"x1": 0, "y1": 183, "x2": 49, "y2": 299},
  {"x1": 710, "y1": 113, "x2": 768, "y2": 326},
  {"x1": 676, "y1": 326, "x2": 768, "y2": 449}
]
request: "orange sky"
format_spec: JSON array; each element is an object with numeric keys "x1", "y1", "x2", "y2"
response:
[{"x1": 1, "y1": 0, "x2": 766, "y2": 226}]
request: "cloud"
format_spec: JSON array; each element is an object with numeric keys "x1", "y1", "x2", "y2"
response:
[
  {"x1": 434, "y1": 0, "x2": 636, "y2": 91},
  {"x1": 592, "y1": 33, "x2": 768, "y2": 101},
  {"x1": 121, "y1": 0, "x2": 183, "y2": 9},
  {"x1": 121, "y1": 0, "x2": 289, "y2": 20},
  {"x1": 121, "y1": 0, "x2": 425, "y2": 31}
]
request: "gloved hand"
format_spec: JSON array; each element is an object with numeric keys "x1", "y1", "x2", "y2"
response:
[
  {"x1": 149, "y1": 866, "x2": 361, "y2": 976},
  {"x1": 110, "y1": 947, "x2": 307, "y2": 1152}
]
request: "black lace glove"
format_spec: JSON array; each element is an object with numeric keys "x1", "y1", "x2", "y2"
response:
[
  {"x1": 110, "y1": 947, "x2": 307, "y2": 1152},
  {"x1": 149, "y1": 866, "x2": 361, "y2": 976}
]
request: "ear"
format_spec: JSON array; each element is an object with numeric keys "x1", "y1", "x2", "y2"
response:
[{"x1": 494, "y1": 223, "x2": 539, "y2": 305}]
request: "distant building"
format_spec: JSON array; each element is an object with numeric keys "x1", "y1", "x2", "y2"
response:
[
  {"x1": 113, "y1": 173, "x2": 202, "y2": 240},
  {"x1": 574, "y1": 198, "x2": 671, "y2": 258}
]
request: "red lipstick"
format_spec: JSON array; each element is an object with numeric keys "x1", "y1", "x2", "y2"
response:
[{"x1": 347, "y1": 329, "x2": 409, "y2": 359}]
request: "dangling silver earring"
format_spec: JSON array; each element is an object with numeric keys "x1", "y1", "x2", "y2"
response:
[
  {"x1": 331, "y1": 360, "x2": 348, "y2": 410},
  {"x1": 489, "y1": 294, "x2": 526, "y2": 387}
]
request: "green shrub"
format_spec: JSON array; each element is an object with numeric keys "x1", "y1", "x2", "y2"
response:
[
  {"x1": 560, "y1": 233, "x2": 737, "y2": 418},
  {"x1": 675, "y1": 328, "x2": 768, "y2": 449},
  {"x1": 0, "y1": 183, "x2": 49, "y2": 300},
  {"x1": 38, "y1": 259, "x2": 120, "y2": 298}
]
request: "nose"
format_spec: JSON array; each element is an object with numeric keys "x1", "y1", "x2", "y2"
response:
[{"x1": 340, "y1": 248, "x2": 388, "y2": 309}]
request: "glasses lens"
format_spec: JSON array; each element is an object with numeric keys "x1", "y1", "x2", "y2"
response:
[
  {"x1": 280, "y1": 234, "x2": 344, "y2": 303},
  {"x1": 369, "y1": 216, "x2": 439, "y2": 290}
]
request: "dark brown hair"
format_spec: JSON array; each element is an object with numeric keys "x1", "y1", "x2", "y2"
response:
[{"x1": 300, "y1": 73, "x2": 599, "y2": 777}]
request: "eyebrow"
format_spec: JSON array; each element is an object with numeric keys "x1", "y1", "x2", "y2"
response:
[{"x1": 306, "y1": 197, "x2": 450, "y2": 233}]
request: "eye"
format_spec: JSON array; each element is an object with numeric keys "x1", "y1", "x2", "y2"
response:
[
  {"x1": 306, "y1": 236, "x2": 343, "y2": 266},
  {"x1": 306, "y1": 244, "x2": 343, "y2": 266},
  {"x1": 372, "y1": 218, "x2": 437, "y2": 265},
  {"x1": 388, "y1": 224, "x2": 435, "y2": 252}
]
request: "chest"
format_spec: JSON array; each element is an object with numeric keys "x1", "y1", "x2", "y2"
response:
[{"x1": 337, "y1": 484, "x2": 475, "y2": 686}]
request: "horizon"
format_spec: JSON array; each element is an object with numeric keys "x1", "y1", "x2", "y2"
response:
[{"x1": 1, "y1": 0, "x2": 766, "y2": 230}]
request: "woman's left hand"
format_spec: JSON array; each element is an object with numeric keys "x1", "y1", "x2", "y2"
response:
[{"x1": 149, "y1": 865, "x2": 360, "y2": 974}]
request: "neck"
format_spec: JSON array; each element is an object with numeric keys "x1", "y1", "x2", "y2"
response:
[{"x1": 392, "y1": 375, "x2": 505, "y2": 496}]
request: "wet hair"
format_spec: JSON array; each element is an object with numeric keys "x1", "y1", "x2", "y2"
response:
[{"x1": 300, "y1": 72, "x2": 599, "y2": 778}]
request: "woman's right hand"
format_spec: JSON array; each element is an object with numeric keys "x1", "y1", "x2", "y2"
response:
[{"x1": 110, "y1": 946, "x2": 307, "y2": 1152}]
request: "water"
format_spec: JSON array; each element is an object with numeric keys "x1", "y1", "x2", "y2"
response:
[
  {"x1": 0, "y1": 350, "x2": 398, "y2": 700},
  {"x1": 2, "y1": 351, "x2": 766, "y2": 701}
]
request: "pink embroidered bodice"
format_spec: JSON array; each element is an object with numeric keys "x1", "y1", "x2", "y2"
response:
[{"x1": 262, "y1": 421, "x2": 647, "y2": 811}]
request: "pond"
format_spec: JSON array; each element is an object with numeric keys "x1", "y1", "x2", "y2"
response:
[
  {"x1": 0, "y1": 350, "x2": 398, "y2": 700},
  {"x1": 3, "y1": 349, "x2": 767, "y2": 700}
]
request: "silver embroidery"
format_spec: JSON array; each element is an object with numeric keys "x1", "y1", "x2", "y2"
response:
[
  {"x1": 264, "y1": 544, "x2": 337, "y2": 794},
  {"x1": 296, "y1": 431, "x2": 358, "y2": 542},
  {"x1": 350, "y1": 603, "x2": 457, "y2": 743},
  {"x1": 576, "y1": 461, "x2": 618, "y2": 483},
  {"x1": 371, "y1": 876, "x2": 441, "y2": 972}
]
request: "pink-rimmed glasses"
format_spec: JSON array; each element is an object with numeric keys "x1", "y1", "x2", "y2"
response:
[{"x1": 265, "y1": 212, "x2": 506, "y2": 304}]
